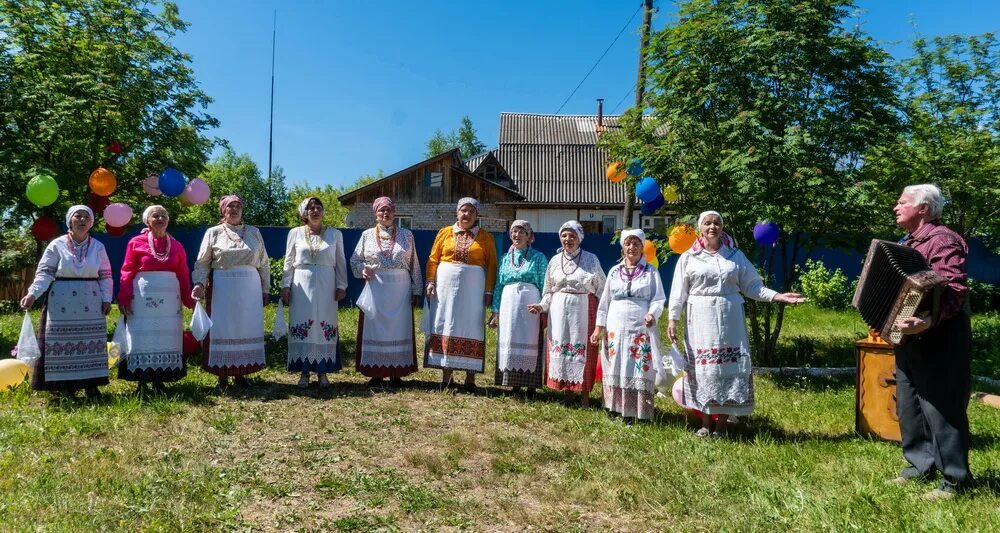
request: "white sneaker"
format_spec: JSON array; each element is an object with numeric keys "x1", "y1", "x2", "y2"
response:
[
  {"x1": 297, "y1": 374, "x2": 309, "y2": 388},
  {"x1": 317, "y1": 373, "x2": 330, "y2": 388}
]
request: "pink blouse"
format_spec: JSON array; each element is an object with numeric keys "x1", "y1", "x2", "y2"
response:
[{"x1": 118, "y1": 230, "x2": 195, "y2": 309}]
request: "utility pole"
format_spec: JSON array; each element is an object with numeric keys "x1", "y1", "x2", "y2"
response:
[
  {"x1": 622, "y1": 0, "x2": 653, "y2": 229},
  {"x1": 267, "y1": 11, "x2": 276, "y2": 212}
]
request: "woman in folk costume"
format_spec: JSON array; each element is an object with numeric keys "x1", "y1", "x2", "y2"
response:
[
  {"x1": 528, "y1": 220, "x2": 606, "y2": 407},
  {"x1": 191, "y1": 195, "x2": 270, "y2": 390},
  {"x1": 279, "y1": 197, "x2": 348, "y2": 388},
  {"x1": 350, "y1": 196, "x2": 422, "y2": 388},
  {"x1": 488, "y1": 220, "x2": 548, "y2": 397},
  {"x1": 590, "y1": 228, "x2": 666, "y2": 424},
  {"x1": 667, "y1": 211, "x2": 803, "y2": 437},
  {"x1": 20, "y1": 205, "x2": 113, "y2": 398},
  {"x1": 424, "y1": 197, "x2": 498, "y2": 392},
  {"x1": 117, "y1": 205, "x2": 194, "y2": 395}
]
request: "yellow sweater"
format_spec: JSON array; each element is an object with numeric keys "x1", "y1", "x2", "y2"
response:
[{"x1": 425, "y1": 226, "x2": 498, "y2": 292}]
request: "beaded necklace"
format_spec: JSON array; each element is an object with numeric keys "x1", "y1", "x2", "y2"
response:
[
  {"x1": 560, "y1": 248, "x2": 582, "y2": 275},
  {"x1": 374, "y1": 224, "x2": 397, "y2": 261},
  {"x1": 222, "y1": 223, "x2": 246, "y2": 246},
  {"x1": 147, "y1": 231, "x2": 171, "y2": 262},
  {"x1": 619, "y1": 262, "x2": 645, "y2": 297},
  {"x1": 509, "y1": 246, "x2": 530, "y2": 271},
  {"x1": 66, "y1": 233, "x2": 91, "y2": 268},
  {"x1": 304, "y1": 225, "x2": 325, "y2": 260}
]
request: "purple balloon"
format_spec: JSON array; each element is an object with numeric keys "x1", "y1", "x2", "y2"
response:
[{"x1": 753, "y1": 221, "x2": 781, "y2": 246}]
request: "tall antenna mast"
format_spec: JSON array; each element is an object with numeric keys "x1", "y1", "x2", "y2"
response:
[{"x1": 267, "y1": 10, "x2": 276, "y2": 206}]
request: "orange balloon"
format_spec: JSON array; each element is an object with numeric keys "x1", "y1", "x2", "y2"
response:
[
  {"x1": 668, "y1": 225, "x2": 697, "y2": 254},
  {"x1": 89, "y1": 167, "x2": 117, "y2": 196},
  {"x1": 606, "y1": 162, "x2": 627, "y2": 183},
  {"x1": 644, "y1": 240, "x2": 659, "y2": 267}
]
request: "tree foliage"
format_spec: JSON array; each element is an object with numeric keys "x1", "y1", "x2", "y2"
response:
[
  {"x1": 425, "y1": 116, "x2": 487, "y2": 159},
  {"x1": 0, "y1": 0, "x2": 218, "y2": 228},
  {"x1": 176, "y1": 148, "x2": 289, "y2": 227},
  {"x1": 600, "y1": 0, "x2": 899, "y2": 362},
  {"x1": 285, "y1": 172, "x2": 383, "y2": 228},
  {"x1": 863, "y1": 33, "x2": 1000, "y2": 250}
]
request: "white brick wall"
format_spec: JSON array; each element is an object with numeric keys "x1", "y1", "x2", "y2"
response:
[{"x1": 345, "y1": 203, "x2": 515, "y2": 232}]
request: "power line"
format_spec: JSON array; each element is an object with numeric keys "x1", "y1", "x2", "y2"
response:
[
  {"x1": 552, "y1": 2, "x2": 643, "y2": 115},
  {"x1": 610, "y1": 82, "x2": 637, "y2": 115}
]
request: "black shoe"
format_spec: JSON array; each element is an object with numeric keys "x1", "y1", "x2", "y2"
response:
[
  {"x1": 85, "y1": 387, "x2": 103, "y2": 399},
  {"x1": 216, "y1": 377, "x2": 229, "y2": 391},
  {"x1": 525, "y1": 388, "x2": 536, "y2": 400},
  {"x1": 606, "y1": 409, "x2": 621, "y2": 419},
  {"x1": 389, "y1": 377, "x2": 403, "y2": 387},
  {"x1": 511, "y1": 386, "x2": 522, "y2": 395},
  {"x1": 463, "y1": 382, "x2": 478, "y2": 393},
  {"x1": 623, "y1": 417, "x2": 635, "y2": 426},
  {"x1": 233, "y1": 376, "x2": 248, "y2": 387},
  {"x1": 367, "y1": 377, "x2": 385, "y2": 387},
  {"x1": 152, "y1": 381, "x2": 167, "y2": 393}
]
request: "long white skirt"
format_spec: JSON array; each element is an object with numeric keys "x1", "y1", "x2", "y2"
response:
[
  {"x1": 601, "y1": 298, "x2": 657, "y2": 419},
  {"x1": 495, "y1": 282, "x2": 544, "y2": 388},
  {"x1": 120, "y1": 271, "x2": 185, "y2": 382},
  {"x1": 287, "y1": 264, "x2": 340, "y2": 373},
  {"x1": 681, "y1": 293, "x2": 755, "y2": 416},
  {"x1": 546, "y1": 292, "x2": 599, "y2": 392},
  {"x1": 424, "y1": 262, "x2": 486, "y2": 372},
  {"x1": 204, "y1": 266, "x2": 266, "y2": 377},
  {"x1": 357, "y1": 269, "x2": 416, "y2": 377}
]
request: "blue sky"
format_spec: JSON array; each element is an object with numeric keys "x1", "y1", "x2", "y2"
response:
[{"x1": 170, "y1": 0, "x2": 1000, "y2": 190}]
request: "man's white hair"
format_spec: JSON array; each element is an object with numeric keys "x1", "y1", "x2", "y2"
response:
[{"x1": 903, "y1": 183, "x2": 947, "y2": 219}]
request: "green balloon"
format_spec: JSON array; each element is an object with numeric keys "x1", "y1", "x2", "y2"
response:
[{"x1": 26, "y1": 174, "x2": 59, "y2": 207}]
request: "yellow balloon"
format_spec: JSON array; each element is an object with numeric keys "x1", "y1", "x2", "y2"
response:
[
  {"x1": 669, "y1": 224, "x2": 698, "y2": 254},
  {"x1": 663, "y1": 185, "x2": 679, "y2": 202},
  {"x1": 107, "y1": 342, "x2": 121, "y2": 369},
  {"x1": 0, "y1": 359, "x2": 30, "y2": 391}
]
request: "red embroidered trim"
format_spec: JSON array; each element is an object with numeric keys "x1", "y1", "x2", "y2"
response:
[{"x1": 427, "y1": 334, "x2": 484, "y2": 359}]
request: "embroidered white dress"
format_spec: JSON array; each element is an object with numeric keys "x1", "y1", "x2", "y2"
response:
[
  {"x1": 538, "y1": 249, "x2": 606, "y2": 392},
  {"x1": 281, "y1": 226, "x2": 348, "y2": 373},
  {"x1": 596, "y1": 260, "x2": 666, "y2": 420},
  {"x1": 668, "y1": 246, "x2": 776, "y2": 416},
  {"x1": 192, "y1": 223, "x2": 270, "y2": 377},
  {"x1": 350, "y1": 225, "x2": 422, "y2": 378},
  {"x1": 27, "y1": 236, "x2": 113, "y2": 391}
]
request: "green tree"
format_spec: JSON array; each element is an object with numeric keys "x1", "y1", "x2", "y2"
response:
[
  {"x1": 863, "y1": 33, "x2": 1000, "y2": 250},
  {"x1": 600, "y1": 0, "x2": 899, "y2": 363},
  {"x1": 285, "y1": 172, "x2": 383, "y2": 227},
  {"x1": 0, "y1": 0, "x2": 218, "y2": 228},
  {"x1": 424, "y1": 116, "x2": 487, "y2": 159},
  {"x1": 176, "y1": 148, "x2": 290, "y2": 227}
]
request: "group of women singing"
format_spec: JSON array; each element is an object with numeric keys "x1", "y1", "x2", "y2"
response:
[{"x1": 19, "y1": 196, "x2": 803, "y2": 434}]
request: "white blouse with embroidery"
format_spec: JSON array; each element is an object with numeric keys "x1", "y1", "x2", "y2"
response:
[
  {"x1": 280, "y1": 226, "x2": 348, "y2": 290},
  {"x1": 349, "y1": 225, "x2": 423, "y2": 295},
  {"x1": 28, "y1": 235, "x2": 114, "y2": 302},
  {"x1": 538, "y1": 249, "x2": 606, "y2": 312},
  {"x1": 192, "y1": 223, "x2": 270, "y2": 292}
]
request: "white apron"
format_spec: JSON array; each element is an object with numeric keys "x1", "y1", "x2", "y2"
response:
[
  {"x1": 358, "y1": 270, "x2": 415, "y2": 369},
  {"x1": 497, "y1": 282, "x2": 541, "y2": 373},
  {"x1": 424, "y1": 262, "x2": 486, "y2": 372},
  {"x1": 124, "y1": 272, "x2": 183, "y2": 372}
]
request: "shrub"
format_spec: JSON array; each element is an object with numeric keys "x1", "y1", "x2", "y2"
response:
[
  {"x1": 968, "y1": 278, "x2": 1000, "y2": 313},
  {"x1": 796, "y1": 259, "x2": 853, "y2": 310}
]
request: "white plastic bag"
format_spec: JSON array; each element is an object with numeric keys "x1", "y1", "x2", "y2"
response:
[
  {"x1": 16, "y1": 312, "x2": 41, "y2": 365},
  {"x1": 190, "y1": 300, "x2": 213, "y2": 341},
  {"x1": 112, "y1": 315, "x2": 131, "y2": 357},
  {"x1": 356, "y1": 282, "x2": 377, "y2": 320},
  {"x1": 271, "y1": 299, "x2": 287, "y2": 339},
  {"x1": 649, "y1": 327, "x2": 672, "y2": 393},
  {"x1": 668, "y1": 342, "x2": 686, "y2": 377},
  {"x1": 420, "y1": 298, "x2": 432, "y2": 335}
]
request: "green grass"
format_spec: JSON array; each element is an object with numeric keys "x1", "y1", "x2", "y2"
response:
[{"x1": 1, "y1": 305, "x2": 999, "y2": 530}]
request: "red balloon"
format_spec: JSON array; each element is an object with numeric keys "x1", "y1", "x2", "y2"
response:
[
  {"x1": 30, "y1": 216, "x2": 59, "y2": 241},
  {"x1": 107, "y1": 141, "x2": 123, "y2": 155},
  {"x1": 106, "y1": 223, "x2": 127, "y2": 237},
  {"x1": 182, "y1": 331, "x2": 201, "y2": 357},
  {"x1": 87, "y1": 192, "x2": 110, "y2": 212}
]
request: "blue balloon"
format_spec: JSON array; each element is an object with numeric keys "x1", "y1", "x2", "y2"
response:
[
  {"x1": 159, "y1": 167, "x2": 186, "y2": 197},
  {"x1": 753, "y1": 221, "x2": 781, "y2": 246},
  {"x1": 635, "y1": 177, "x2": 660, "y2": 203},
  {"x1": 627, "y1": 158, "x2": 644, "y2": 177},
  {"x1": 641, "y1": 193, "x2": 665, "y2": 215}
]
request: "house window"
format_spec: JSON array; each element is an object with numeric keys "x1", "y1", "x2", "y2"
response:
[
  {"x1": 425, "y1": 171, "x2": 444, "y2": 202},
  {"x1": 396, "y1": 216, "x2": 413, "y2": 229},
  {"x1": 601, "y1": 215, "x2": 616, "y2": 234},
  {"x1": 482, "y1": 164, "x2": 497, "y2": 181},
  {"x1": 641, "y1": 216, "x2": 672, "y2": 233}
]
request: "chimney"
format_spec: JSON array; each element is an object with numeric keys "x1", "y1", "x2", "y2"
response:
[{"x1": 596, "y1": 98, "x2": 604, "y2": 133}]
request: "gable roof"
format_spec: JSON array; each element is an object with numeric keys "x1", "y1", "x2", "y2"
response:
[
  {"x1": 338, "y1": 148, "x2": 523, "y2": 204},
  {"x1": 493, "y1": 113, "x2": 625, "y2": 205}
]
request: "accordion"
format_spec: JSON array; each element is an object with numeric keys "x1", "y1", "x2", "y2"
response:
[{"x1": 851, "y1": 239, "x2": 946, "y2": 345}]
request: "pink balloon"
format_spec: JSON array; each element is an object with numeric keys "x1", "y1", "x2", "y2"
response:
[
  {"x1": 672, "y1": 377, "x2": 686, "y2": 408},
  {"x1": 143, "y1": 174, "x2": 162, "y2": 197},
  {"x1": 182, "y1": 178, "x2": 210, "y2": 205},
  {"x1": 103, "y1": 202, "x2": 133, "y2": 227}
]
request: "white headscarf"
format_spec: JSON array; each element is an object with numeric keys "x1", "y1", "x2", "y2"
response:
[
  {"x1": 559, "y1": 220, "x2": 584, "y2": 243},
  {"x1": 697, "y1": 210, "x2": 723, "y2": 228},
  {"x1": 456, "y1": 197, "x2": 479, "y2": 212},
  {"x1": 65, "y1": 205, "x2": 94, "y2": 228},
  {"x1": 142, "y1": 205, "x2": 168, "y2": 226},
  {"x1": 298, "y1": 197, "x2": 322, "y2": 219},
  {"x1": 693, "y1": 210, "x2": 737, "y2": 252},
  {"x1": 620, "y1": 228, "x2": 646, "y2": 248}
]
